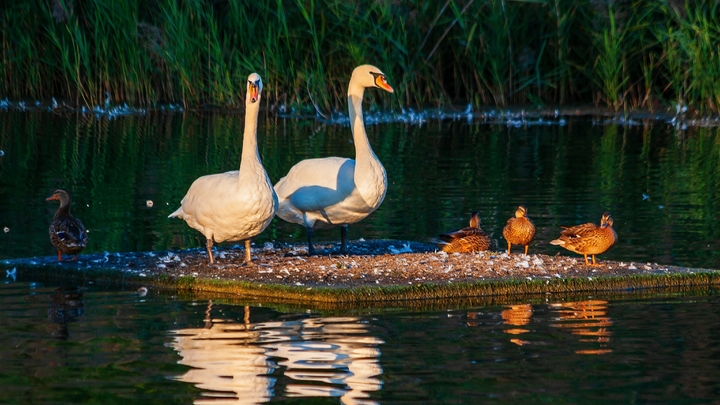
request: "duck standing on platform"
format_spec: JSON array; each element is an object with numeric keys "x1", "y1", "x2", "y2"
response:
[
  {"x1": 46, "y1": 189, "x2": 88, "y2": 261},
  {"x1": 550, "y1": 212, "x2": 617, "y2": 266},
  {"x1": 436, "y1": 212, "x2": 492, "y2": 253},
  {"x1": 502, "y1": 205, "x2": 535, "y2": 255}
]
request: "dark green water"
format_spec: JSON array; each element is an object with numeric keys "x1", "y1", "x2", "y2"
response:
[
  {"x1": 1, "y1": 111, "x2": 718, "y2": 267},
  {"x1": 2, "y1": 281, "x2": 720, "y2": 404}
]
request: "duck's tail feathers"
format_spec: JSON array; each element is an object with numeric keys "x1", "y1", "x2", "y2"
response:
[{"x1": 432, "y1": 238, "x2": 452, "y2": 250}]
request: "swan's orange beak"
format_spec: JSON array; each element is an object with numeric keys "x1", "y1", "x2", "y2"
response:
[
  {"x1": 249, "y1": 83, "x2": 259, "y2": 103},
  {"x1": 46, "y1": 195, "x2": 58, "y2": 201},
  {"x1": 375, "y1": 75, "x2": 394, "y2": 93}
]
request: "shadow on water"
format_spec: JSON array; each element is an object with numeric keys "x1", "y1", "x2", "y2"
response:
[{"x1": 0, "y1": 111, "x2": 719, "y2": 268}]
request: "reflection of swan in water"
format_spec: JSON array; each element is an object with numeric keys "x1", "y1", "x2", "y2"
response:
[
  {"x1": 171, "y1": 303, "x2": 274, "y2": 404},
  {"x1": 501, "y1": 304, "x2": 533, "y2": 346},
  {"x1": 170, "y1": 304, "x2": 383, "y2": 405},
  {"x1": 262, "y1": 317, "x2": 383, "y2": 404},
  {"x1": 549, "y1": 300, "x2": 612, "y2": 355}
]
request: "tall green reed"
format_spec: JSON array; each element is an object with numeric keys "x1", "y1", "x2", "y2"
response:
[
  {"x1": 546, "y1": 0, "x2": 579, "y2": 104},
  {"x1": 675, "y1": 2, "x2": 720, "y2": 112},
  {"x1": 2, "y1": 0, "x2": 720, "y2": 113},
  {"x1": 590, "y1": 5, "x2": 627, "y2": 110}
]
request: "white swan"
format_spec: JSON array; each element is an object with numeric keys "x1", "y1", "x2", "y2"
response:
[
  {"x1": 274, "y1": 64, "x2": 394, "y2": 254},
  {"x1": 169, "y1": 73, "x2": 278, "y2": 264}
]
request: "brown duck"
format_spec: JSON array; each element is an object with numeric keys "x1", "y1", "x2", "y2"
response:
[
  {"x1": 436, "y1": 212, "x2": 492, "y2": 253},
  {"x1": 47, "y1": 189, "x2": 88, "y2": 261},
  {"x1": 502, "y1": 205, "x2": 535, "y2": 255},
  {"x1": 550, "y1": 212, "x2": 617, "y2": 266}
]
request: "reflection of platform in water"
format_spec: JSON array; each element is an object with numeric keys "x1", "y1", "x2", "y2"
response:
[
  {"x1": 549, "y1": 300, "x2": 612, "y2": 355},
  {"x1": 171, "y1": 305, "x2": 383, "y2": 404}
]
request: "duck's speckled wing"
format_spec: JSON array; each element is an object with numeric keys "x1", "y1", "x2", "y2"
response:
[
  {"x1": 560, "y1": 222, "x2": 598, "y2": 239},
  {"x1": 437, "y1": 227, "x2": 491, "y2": 253},
  {"x1": 50, "y1": 216, "x2": 88, "y2": 253},
  {"x1": 553, "y1": 222, "x2": 616, "y2": 255}
]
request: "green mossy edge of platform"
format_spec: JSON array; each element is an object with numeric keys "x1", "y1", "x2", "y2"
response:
[{"x1": 10, "y1": 262, "x2": 720, "y2": 304}]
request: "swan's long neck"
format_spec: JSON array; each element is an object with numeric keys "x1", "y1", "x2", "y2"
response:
[
  {"x1": 238, "y1": 99, "x2": 264, "y2": 180},
  {"x1": 348, "y1": 84, "x2": 383, "y2": 179},
  {"x1": 347, "y1": 81, "x2": 387, "y2": 206}
]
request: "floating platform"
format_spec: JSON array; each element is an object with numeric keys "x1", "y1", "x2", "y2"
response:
[{"x1": 4, "y1": 240, "x2": 719, "y2": 303}]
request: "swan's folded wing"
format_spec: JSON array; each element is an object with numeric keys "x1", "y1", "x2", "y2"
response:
[{"x1": 274, "y1": 157, "x2": 355, "y2": 212}]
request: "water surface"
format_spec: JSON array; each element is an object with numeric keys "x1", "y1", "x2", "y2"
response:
[
  {"x1": 2, "y1": 280, "x2": 720, "y2": 404},
  {"x1": 0, "y1": 111, "x2": 718, "y2": 268}
]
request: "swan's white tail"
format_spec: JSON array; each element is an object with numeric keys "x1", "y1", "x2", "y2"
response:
[{"x1": 168, "y1": 207, "x2": 184, "y2": 219}]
